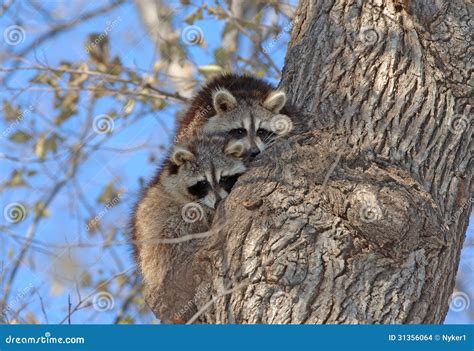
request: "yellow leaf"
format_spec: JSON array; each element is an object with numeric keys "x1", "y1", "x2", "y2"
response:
[
  {"x1": 198, "y1": 65, "x2": 224, "y2": 74},
  {"x1": 81, "y1": 272, "x2": 92, "y2": 287},
  {"x1": 97, "y1": 182, "x2": 121, "y2": 205},
  {"x1": 123, "y1": 99, "x2": 135, "y2": 115},
  {"x1": 86, "y1": 217, "x2": 100, "y2": 234},
  {"x1": 34, "y1": 202, "x2": 50, "y2": 218},
  {"x1": 3, "y1": 101, "x2": 20, "y2": 122},
  {"x1": 9, "y1": 131, "x2": 32, "y2": 144},
  {"x1": 26, "y1": 312, "x2": 38, "y2": 324},
  {"x1": 50, "y1": 280, "x2": 65, "y2": 297},
  {"x1": 116, "y1": 275, "x2": 128, "y2": 288},
  {"x1": 35, "y1": 135, "x2": 46, "y2": 159},
  {"x1": 6, "y1": 170, "x2": 27, "y2": 187}
]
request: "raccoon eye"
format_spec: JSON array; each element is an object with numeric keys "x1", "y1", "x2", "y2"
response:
[
  {"x1": 228, "y1": 128, "x2": 247, "y2": 139},
  {"x1": 256, "y1": 128, "x2": 276, "y2": 141},
  {"x1": 187, "y1": 180, "x2": 210, "y2": 199},
  {"x1": 220, "y1": 174, "x2": 241, "y2": 193}
]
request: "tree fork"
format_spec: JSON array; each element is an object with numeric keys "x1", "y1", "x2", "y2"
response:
[{"x1": 147, "y1": 0, "x2": 472, "y2": 324}]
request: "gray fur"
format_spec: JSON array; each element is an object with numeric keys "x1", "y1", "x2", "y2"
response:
[
  {"x1": 205, "y1": 90, "x2": 291, "y2": 157},
  {"x1": 134, "y1": 134, "x2": 246, "y2": 323},
  {"x1": 164, "y1": 134, "x2": 247, "y2": 209}
]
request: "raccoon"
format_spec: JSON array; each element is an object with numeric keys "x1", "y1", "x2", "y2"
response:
[
  {"x1": 132, "y1": 134, "x2": 247, "y2": 323},
  {"x1": 177, "y1": 73, "x2": 296, "y2": 158}
]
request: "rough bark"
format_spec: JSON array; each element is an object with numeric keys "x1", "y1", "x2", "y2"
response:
[{"x1": 147, "y1": 0, "x2": 472, "y2": 324}]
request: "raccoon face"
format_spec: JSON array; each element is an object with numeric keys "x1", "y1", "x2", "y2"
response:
[
  {"x1": 162, "y1": 135, "x2": 247, "y2": 209},
  {"x1": 203, "y1": 89, "x2": 289, "y2": 159}
]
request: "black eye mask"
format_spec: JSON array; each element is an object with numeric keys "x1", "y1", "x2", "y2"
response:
[
  {"x1": 187, "y1": 180, "x2": 210, "y2": 199},
  {"x1": 219, "y1": 173, "x2": 242, "y2": 193},
  {"x1": 228, "y1": 128, "x2": 247, "y2": 139},
  {"x1": 256, "y1": 128, "x2": 277, "y2": 142}
]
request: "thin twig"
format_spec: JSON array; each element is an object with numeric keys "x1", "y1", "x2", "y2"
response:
[
  {"x1": 59, "y1": 266, "x2": 134, "y2": 324},
  {"x1": 37, "y1": 292, "x2": 49, "y2": 324},
  {"x1": 68, "y1": 294, "x2": 71, "y2": 324},
  {"x1": 3, "y1": 0, "x2": 126, "y2": 84},
  {"x1": 0, "y1": 65, "x2": 189, "y2": 103}
]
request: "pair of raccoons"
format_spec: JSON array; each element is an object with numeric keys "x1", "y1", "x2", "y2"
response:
[{"x1": 132, "y1": 73, "x2": 296, "y2": 323}]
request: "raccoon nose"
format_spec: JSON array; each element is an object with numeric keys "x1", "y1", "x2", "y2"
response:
[
  {"x1": 214, "y1": 192, "x2": 222, "y2": 207},
  {"x1": 249, "y1": 148, "x2": 260, "y2": 158}
]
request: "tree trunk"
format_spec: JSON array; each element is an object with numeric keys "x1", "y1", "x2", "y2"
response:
[{"x1": 147, "y1": 0, "x2": 472, "y2": 324}]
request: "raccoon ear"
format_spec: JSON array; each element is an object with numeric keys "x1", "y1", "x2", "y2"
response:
[
  {"x1": 171, "y1": 145, "x2": 195, "y2": 166},
  {"x1": 213, "y1": 89, "x2": 238, "y2": 114},
  {"x1": 224, "y1": 140, "x2": 245, "y2": 158},
  {"x1": 263, "y1": 90, "x2": 287, "y2": 113}
]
